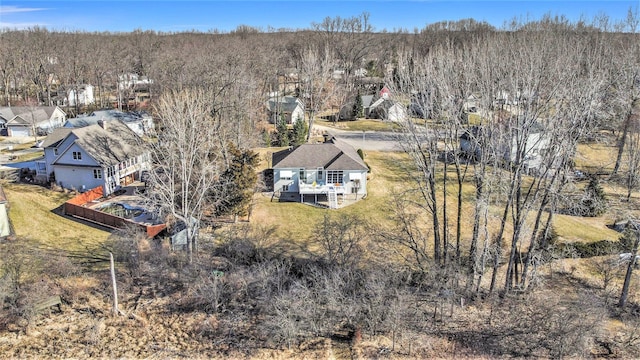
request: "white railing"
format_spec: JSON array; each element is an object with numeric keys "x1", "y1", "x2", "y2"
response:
[{"x1": 298, "y1": 182, "x2": 345, "y2": 195}]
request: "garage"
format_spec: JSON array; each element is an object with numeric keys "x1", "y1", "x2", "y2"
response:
[{"x1": 7, "y1": 125, "x2": 31, "y2": 137}]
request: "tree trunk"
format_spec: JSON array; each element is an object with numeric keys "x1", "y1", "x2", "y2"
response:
[
  {"x1": 110, "y1": 252, "x2": 119, "y2": 315},
  {"x1": 619, "y1": 226, "x2": 640, "y2": 308},
  {"x1": 613, "y1": 107, "x2": 633, "y2": 175}
]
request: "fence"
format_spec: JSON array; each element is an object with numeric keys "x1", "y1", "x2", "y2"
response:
[{"x1": 64, "y1": 186, "x2": 166, "y2": 238}]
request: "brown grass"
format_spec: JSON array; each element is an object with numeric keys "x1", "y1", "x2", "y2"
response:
[{"x1": 3, "y1": 181, "x2": 111, "y2": 251}]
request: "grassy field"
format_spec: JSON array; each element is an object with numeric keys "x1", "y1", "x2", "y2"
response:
[
  {"x1": 3, "y1": 181, "x2": 111, "y2": 251},
  {"x1": 250, "y1": 148, "x2": 633, "y2": 251},
  {"x1": 575, "y1": 142, "x2": 618, "y2": 174},
  {"x1": 250, "y1": 151, "x2": 407, "y2": 242},
  {"x1": 315, "y1": 118, "x2": 400, "y2": 132}
]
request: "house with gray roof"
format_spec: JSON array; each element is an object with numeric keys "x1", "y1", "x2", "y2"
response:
[
  {"x1": 0, "y1": 106, "x2": 66, "y2": 137},
  {"x1": 64, "y1": 109, "x2": 155, "y2": 136},
  {"x1": 266, "y1": 96, "x2": 305, "y2": 124},
  {"x1": 35, "y1": 119, "x2": 150, "y2": 194},
  {"x1": 272, "y1": 135, "x2": 368, "y2": 207}
]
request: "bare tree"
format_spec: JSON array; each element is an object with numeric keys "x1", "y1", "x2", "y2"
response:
[
  {"x1": 624, "y1": 99, "x2": 640, "y2": 201},
  {"x1": 146, "y1": 88, "x2": 231, "y2": 262},
  {"x1": 298, "y1": 44, "x2": 337, "y2": 141},
  {"x1": 619, "y1": 220, "x2": 640, "y2": 308}
]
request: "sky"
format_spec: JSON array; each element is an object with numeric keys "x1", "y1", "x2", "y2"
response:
[{"x1": 0, "y1": 0, "x2": 638, "y2": 33}]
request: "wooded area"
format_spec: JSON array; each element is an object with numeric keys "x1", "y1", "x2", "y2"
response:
[{"x1": 1, "y1": 12, "x2": 640, "y2": 358}]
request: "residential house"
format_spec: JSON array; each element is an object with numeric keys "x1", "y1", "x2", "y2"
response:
[
  {"x1": 118, "y1": 73, "x2": 153, "y2": 91},
  {"x1": 272, "y1": 135, "x2": 368, "y2": 208},
  {"x1": 369, "y1": 98, "x2": 408, "y2": 122},
  {"x1": 35, "y1": 119, "x2": 150, "y2": 195},
  {"x1": 266, "y1": 96, "x2": 305, "y2": 124},
  {"x1": 460, "y1": 119, "x2": 551, "y2": 173},
  {"x1": 0, "y1": 106, "x2": 67, "y2": 137},
  {"x1": 338, "y1": 94, "x2": 375, "y2": 120},
  {"x1": 67, "y1": 84, "x2": 95, "y2": 107},
  {"x1": 64, "y1": 109, "x2": 155, "y2": 136}
]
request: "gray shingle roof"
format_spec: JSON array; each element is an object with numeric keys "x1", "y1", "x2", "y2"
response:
[
  {"x1": 0, "y1": 106, "x2": 62, "y2": 124},
  {"x1": 65, "y1": 110, "x2": 150, "y2": 127},
  {"x1": 272, "y1": 138, "x2": 368, "y2": 171},
  {"x1": 53, "y1": 120, "x2": 146, "y2": 167},
  {"x1": 42, "y1": 127, "x2": 73, "y2": 148},
  {"x1": 266, "y1": 96, "x2": 303, "y2": 113}
]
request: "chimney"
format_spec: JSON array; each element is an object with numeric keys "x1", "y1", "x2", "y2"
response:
[{"x1": 97, "y1": 119, "x2": 107, "y2": 130}]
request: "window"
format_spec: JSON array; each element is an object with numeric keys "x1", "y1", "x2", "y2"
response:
[
  {"x1": 72, "y1": 151, "x2": 82, "y2": 160},
  {"x1": 93, "y1": 169, "x2": 102, "y2": 179},
  {"x1": 327, "y1": 170, "x2": 344, "y2": 184},
  {"x1": 54, "y1": 148, "x2": 58, "y2": 156},
  {"x1": 282, "y1": 184, "x2": 289, "y2": 192},
  {"x1": 107, "y1": 167, "x2": 115, "y2": 177},
  {"x1": 299, "y1": 168, "x2": 305, "y2": 181},
  {"x1": 280, "y1": 170, "x2": 293, "y2": 180},
  {"x1": 317, "y1": 167, "x2": 324, "y2": 182}
]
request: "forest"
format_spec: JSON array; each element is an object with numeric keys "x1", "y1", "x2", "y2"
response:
[{"x1": 1, "y1": 11, "x2": 640, "y2": 359}]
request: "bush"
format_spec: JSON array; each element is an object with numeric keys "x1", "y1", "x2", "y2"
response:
[
  {"x1": 580, "y1": 177, "x2": 608, "y2": 217},
  {"x1": 554, "y1": 239, "x2": 621, "y2": 258}
]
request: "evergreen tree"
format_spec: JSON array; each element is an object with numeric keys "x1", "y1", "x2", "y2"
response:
[
  {"x1": 581, "y1": 177, "x2": 608, "y2": 217},
  {"x1": 275, "y1": 115, "x2": 290, "y2": 147},
  {"x1": 292, "y1": 117, "x2": 307, "y2": 145},
  {"x1": 215, "y1": 143, "x2": 259, "y2": 222},
  {"x1": 352, "y1": 91, "x2": 364, "y2": 120}
]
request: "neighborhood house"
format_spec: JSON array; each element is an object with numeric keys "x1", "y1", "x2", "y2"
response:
[
  {"x1": 266, "y1": 96, "x2": 305, "y2": 124},
  {"x1": 36, "y1": 119, "x2": 150, "y2": 195},
  {"x1": 64, "y1": 109, "x2": 155, "y2": 137},
  {"x1": 0, "y1": 106, "x2": 67, "y2": 136},
  {"x1": 460, "y1": 120, "x2": 551, "y2": 173},
  {"x1": 272, "y1": 135, "x2": 368, "y2": 208}
]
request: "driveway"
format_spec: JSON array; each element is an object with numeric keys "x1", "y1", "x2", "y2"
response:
[{"x1": 312, "y1": 124, "x2": 403, "y2": 151}]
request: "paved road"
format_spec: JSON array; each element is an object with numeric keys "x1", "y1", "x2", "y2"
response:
[
  {"x1": 313, "y1": 123, "x2": 440, "y2": 152},
  {"x1": 313, "y1": 124, "x2": 404, "y2": 151}
]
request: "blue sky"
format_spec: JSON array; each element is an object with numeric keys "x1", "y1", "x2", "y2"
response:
[{"x1": 0, "y1": 1, "x2": 638, "y2": 33}]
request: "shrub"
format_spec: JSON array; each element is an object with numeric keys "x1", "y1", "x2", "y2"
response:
[{"x1": 580, "y1": 177, "x2": 607, "y2": 217}]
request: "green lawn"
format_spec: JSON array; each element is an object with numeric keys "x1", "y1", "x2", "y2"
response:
[
  {"x1": 251, "y1": 147, "x2": 634, "y2": 251},
  {"x1": 3, "y1": 181, "x2": 111, "y2": 251},
  {"x1": 316, "y1": 118, "x2": 400, "y2": 132}
]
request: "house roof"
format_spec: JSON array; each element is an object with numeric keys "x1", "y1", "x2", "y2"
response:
[
  {"x1": 272, "y1": 137, "x2": 368, "y2": 171},
  {"x1": 42, "y1": 127, "x2": 73, "y2": 148},
  {"x1": 361, "y1": 95, "x2": 374, "y2": 108},
  {"x1": 53, "y1": 120, "x2": 146, "y2": 167},
  {"x1": 266, "y1": 96, "x2": 304, "y2": 113},
  {"x1": 0, "y1": 106, "x2": 63, "y2": 125},
  {"x1": 65, "y1": 110, "x2": 150, "y2": 128}
]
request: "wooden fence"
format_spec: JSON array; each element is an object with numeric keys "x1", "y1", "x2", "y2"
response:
[{"x1": 64, "y1": 187, "x2": 166, "y2": 238}]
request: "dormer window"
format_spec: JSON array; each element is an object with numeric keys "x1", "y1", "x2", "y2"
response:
[{"x1": 72, "y1": 151, "x2": 82, "y2": 160}]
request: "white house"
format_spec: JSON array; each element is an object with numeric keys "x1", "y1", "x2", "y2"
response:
[
  {"x1": 118, "y1": 73, "x2": 153, "y2": 90},
  {"x1": 266, "y1": 96, "x2": 305, "y2": 124},
  {"x1": 35, "y1": 119, "x2": 150, "y2": 194},
  {"x1": 369, "y1": 98, "x2": 408, "y2": 122},
  {"x1": 64, "y1": 109, "x2": 155, "y2": 137},
  {"x1": 460, "y1": 120, "x2": 551, "y2": 173},
  {"x1": 272, "y1": 136, "x2": 368, "y2": 208},
  {"x1": 67, "y1": 84, "x2": 95, "y2": 107},
  {"x1": 0, "y1": 106, "x2": 67, "y2": 137}
]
